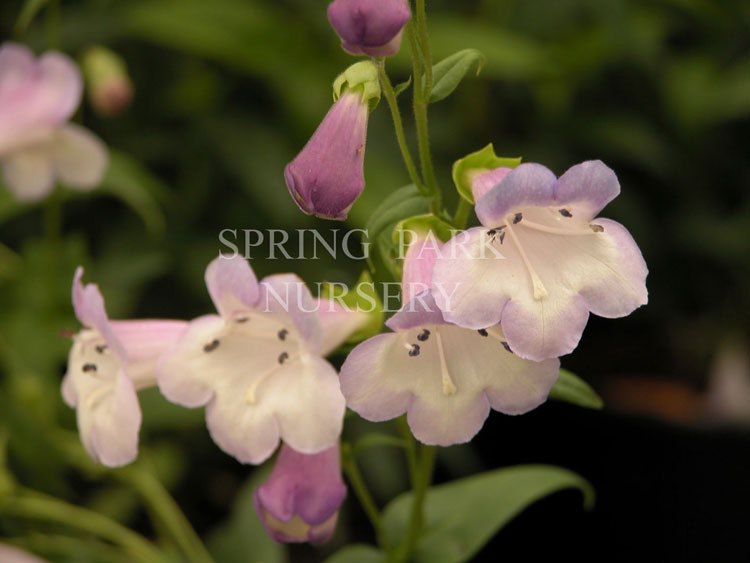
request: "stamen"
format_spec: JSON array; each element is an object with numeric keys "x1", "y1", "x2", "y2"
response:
[
  {"x1": 82, "y1": 363, "x2": 97, "y2": 373},
  {"x1": 278, "y1": 351, "x2": 289, "y2": 364},
  {"x1": 513, "y1": 212, "x2": 523, "y2": 224},
  {"x1": 277, "y1": 328, "x2": 288, "y2": 341},
  {"x1": 434, "y1": 331, "x2": 457, "y2": 395},
  {"x1": 501, "y1": 341, "x2": 512, "y2": 353},
  {"x1": 85, "y1": 386, "x2": 111, "y2": 410},
  {"x1": 417, "y1": 329, "x2": 431, "y2": 342},
  {"x1": 504, "y1": 219, "x2": 548, "y2": 300},
  {"x1": 590, "y1": 224, "x2": 604, "y2": 233},
  {"x1": 559, "y1": 208, "x2": 573, "y2": 218},
  {"x1": 408, "y1": 344, "x2": 421, "y2": 357},
  {"x1": 477, "y1": 329, "x2": 488, "y2": 337},
  {"x1": 235, "y1": 316, "x2": 249, "y2": 323},
  {"x1": 95, "y1": 344, "x2": 107, "y2": 354},
  {"x1": 203, "y1": 339, "x2": 220, "y2": 353}
]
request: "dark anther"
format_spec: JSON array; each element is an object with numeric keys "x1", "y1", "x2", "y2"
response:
[
  {"x1": 203, "y1": 339, "x2": 220, "y2": 353},
  {"x1": 82, "y1": 363, "x2": 97, "y2": 373},
  {"x1": 278, "y1": 351, "x2": 289, "y2": 365},
  {"x1": 501, "y1": 341, "x2": 512, "y2": 353},
  {"x1": 235, "y1": 316, "x2": 249, "y2": 323},
  {"x1": 417, "y1": 329, "x2": 431, "y2": 342},
  {"x1": 559, "y1": 208, "x2": 572, "y2": 218},
  {"x1": 408, "y1": 344, "x2": 421, "y2": 357},
  {"x1": 487, "y1": 229, "x2": 496, "y2": 237},
  {"x1": 95, "y1": 344, "x2": 107, "y2": 354},
  {"x1": 590, "y1": 224, "x2": 604, "y2": 233},
  {"x1": 513, "y1": 212, "x2": 523, "y2": 224},
  {"x1": 477, "y1": 329, "x2": 489, "y2": 337},
  {"x1": 277, "y1": 328, "x2": 289, "y2": 341}
]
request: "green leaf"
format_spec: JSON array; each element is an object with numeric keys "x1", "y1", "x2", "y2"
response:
[
  {"x1": 452, "y1": 144, "x2": 522, "y2": 204},
  {"x1": 319, "y1": 270, "x2": 384, "y2": 346},
  {"x1": 14, "y1": 0, "x2": 48, "y2": 33},
  {"x1": 97, "y1": 150, "x2": 168, "y2": 236},
  {"x1": 549, "y1": 369, "x2": 604, "y2": 409},
  {"x1": 383, "y1": 465, "x2": 594, "y2": 563},
  {"x1": 392, "y1": 213, "x2": 455, "y2": 246},
  {"x1": 428, "y1": 49, "x2": 486, "y2": 103},
  {"x1": 325, "y1": 544, "x2": 383, "y2": 563},
  {"x1": 393, "y1": 76, "x2": 412, "y2": 97}
]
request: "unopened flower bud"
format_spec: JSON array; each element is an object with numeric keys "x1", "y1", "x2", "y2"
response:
[
  {"x1": 82, "y1": 47, "x2": 133, "y2": 117},
  {"x1": 327, "y1": 0, "x2": 411, "y2": 57}
]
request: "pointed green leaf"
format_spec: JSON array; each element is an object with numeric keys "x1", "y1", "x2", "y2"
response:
[
  {"x1": 392, "y1": 213, "x2": 455, "y2": 246},
  {"x1": 394, "y1": 76, "x2": 412, "y2": 97},
  {"x1": 549, "y1": 369, "x2": 604, "y2": 409},
  {"x1": 319, "y1": 270, "x2": 384, "y2": 346},
  {"x1": 383, "y1": 465, "x2": 594, "y2": 563},
  {"x1": 428, "y1": 49, "x2": 486, "y2": 103}
]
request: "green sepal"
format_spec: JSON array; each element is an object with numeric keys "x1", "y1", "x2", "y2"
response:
[
  {"x1": 549, "y1": 369, "x2": 604, "y2": 410},
  {"x1": 333, "y1": 60, "x2": 381, "y2": 110},
  {"x1": 452, "y1": 143, "x2": 522, "y2": 204}
]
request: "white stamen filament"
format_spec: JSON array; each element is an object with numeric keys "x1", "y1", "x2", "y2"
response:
[
  {"x1": 245, "y1": 355, "x2": 298, "y2": 405},
  {"x1": 519, "y1": 219, "x2": 599, "y2": 236},
  {"x1": 504, "y1": 218, "x2": 548, "y2": 300},
  {"x1": 434, "y1": 331, "x2": 457, "y2": 396},
  {"x1": 85, "y1": 385, "x2": 112, "y2": 410}
]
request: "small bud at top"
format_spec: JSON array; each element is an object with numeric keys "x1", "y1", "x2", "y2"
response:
[
  {"x1": 327, "y1": 0, "x2": 411, "y2": 58},
  {"x1": 82, "y1": 46, "x2": 133, "y2": 117}
]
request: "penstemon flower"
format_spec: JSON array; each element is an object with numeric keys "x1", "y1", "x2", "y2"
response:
[
  {"x1": 327, "y1": 0, "x2": 411, "y2": 57},
  {"x1": 0, "y1": 43, "x2": 108, "y2": 202},
  {"x1": 284, "y1": 61, "x2": 380, "y2": 221},
  {"x1": 339, "y1": 235, "x2": 560, "y2": 446},
  {"x1": 254, "y1": 444, "x2": 346, "y2": 544},
  {"x1": 157, "y1": 255, "x2": 361, "y2": 464},
  {"x1": 62, "y1": 268, "x2": 187, "y2": 467},
  {"x1": 431, "y1": 160, "x2": 649, "y2": 361}
]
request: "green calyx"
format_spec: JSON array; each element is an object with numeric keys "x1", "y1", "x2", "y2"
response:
[
  {"x1": 333, "y1": 61, "x2": 381, "y2": 110},
  {"x1": 452, "y1": 143, "x2": 522, "y2": 204}
]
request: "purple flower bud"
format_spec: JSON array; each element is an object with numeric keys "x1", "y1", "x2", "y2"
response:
[
  {"x1": 327, "y1": 0, "x2": 411, "y2": 57},
  {"x1": 253, "y1": 444, "x2": 346, "y2": 544},
  {"x1": 284, "y1": 90, "x2": 368, "y2": 221}
]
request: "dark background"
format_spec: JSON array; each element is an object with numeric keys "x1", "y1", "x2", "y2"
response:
[{"x1": 1, "y1": 0, "x2": 749, "y2": 561}]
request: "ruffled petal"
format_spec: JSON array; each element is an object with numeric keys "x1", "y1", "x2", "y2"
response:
[
  {"x1": 341, "y1": 324, "x2": 559, "y2": 446},
  {"x1": 386, "y1": 290, "x2": 445, "y2": 331},
  {"x1": 553, "y1": 160, "x2": 620, "y2": 219},
  {"x1": 475, "y1": 163, "x2": 557, "y2": 227},
  {"x1": 35, "y1": 51, "x2": 83, "y2": 124},
  {"x1": 1, "y1": 147, "x2": 54, "y2": 202},
  {"x1": 471, "y1": 167, "x2": 512, "y2": 202},
  {"x1": 72, "y1": 267, "x2": 126, "y2": 359},
  {"x1": 50, "y1": 124, "x2": 108, "y2": 190},
  {"x1": 401, "y1": 235, "x2": 440, "y2": 302},
  {"x1": 204, "y1": 255, "x2": 260, "y2": 318},
  {"x1": 78, "y1": 369, "x2": 141, "y2": 467},
  {"x1": 259, "y1": 274, "x2": 322, "y2": 351}
]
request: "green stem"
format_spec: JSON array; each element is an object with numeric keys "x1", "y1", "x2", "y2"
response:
[
  {"x1": 403, "y1": 445, "x2": 436, "y2": 558},
  {"x1": 46, "y1": 0, "x2": 61, "y2": 49},
  {"x1": 377, "y1": 60, "x2": 424, "y2": 193},
  {"x1": 117, "y1": 466, "x2": 215, "y2": 563},
  {"x1": 341, "y1": 443, "x2": 389, "y2": 550},
  {"x1": 395, "y1": 417, "x2": 418, "y2": 488},
  {"x1": 0, "y1": 494, "x2": 165, "y2": 563},
  {"x1": 407, "y1": 23, "x2": 441, "y2": 214},
  {"x1": 43, "y1": 188, "x2": 62, "y2": 244},
  {"x1": 453, "y1": 198, "x2": 472, "y2": 230}
]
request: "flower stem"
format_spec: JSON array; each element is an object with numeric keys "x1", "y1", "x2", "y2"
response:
[
  {"x1": 403, "y1": 444, "x2": 436, "y2": 558},
  {"x1": 0, "y1": 493, "x2": 166, "y2": 563},
  {"x1": 408, "y1": 17, "x2": 441, "y2": 215},
  {"x1": 117, "y1": 466, "x2": 215, "y2": 563},
  {"x1": 377, "y1": 60, "x2": 424, "y2": 194},
  {"x1": 453, "y1": 198, "x2": 472, "y2": 230},
  {"x1": 341, "y1": 442, "x2": 389, "y2": 550}
]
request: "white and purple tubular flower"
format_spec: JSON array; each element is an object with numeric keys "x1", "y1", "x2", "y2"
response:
[
  {"x1": 327, "y1": 0, "x2": 411, "y2": 57},
  {"x1": 0, "y1": 42, "x2": 108, "y2": 202},
  {"x1": 157, "y1": 254, "x2": 365, "y2": 465},
  {"x1": 62, "y1": 268, "x2": 187, "y2": 467},
  {"x1": 339, "y1": 235, "x2": 560, "y2": 446},
  {"x1": 432, "y1": 160, "x2": 649, "y2": 362},
  {"x1": 254, "y1": 444, "x2": 346, "y2": 544}
]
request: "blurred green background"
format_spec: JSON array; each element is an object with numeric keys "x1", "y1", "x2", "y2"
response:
[{"x1": 0, "y1": 0, "x2": 749, "y2": 562}]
